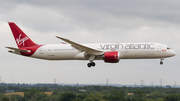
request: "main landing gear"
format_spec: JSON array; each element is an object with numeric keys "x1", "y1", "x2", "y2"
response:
[
  {"x1": 160, "y1": 58, "x2": 164, "y2": 65},
  {"x1": 87, "y1": 55, "x2": 96, "y2": 68},
  {"x1": 87, "y1": 62, "x2": 95, "y2": 68}
]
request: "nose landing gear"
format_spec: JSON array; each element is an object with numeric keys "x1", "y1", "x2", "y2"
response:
[
  {"x1": 160, "y1": 61, "x2": 163, "y2": 65},
  {"x1": 160, "y1": 58, "x2": 164, "y2": 65}
]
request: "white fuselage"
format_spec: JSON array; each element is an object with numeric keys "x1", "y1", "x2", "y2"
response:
[
  {"x1": 28, "y1": 43, "x2": 175, "y2": 60},
  {"x1": 7, "y1": 22, "x2": 176, "y2": 67}
]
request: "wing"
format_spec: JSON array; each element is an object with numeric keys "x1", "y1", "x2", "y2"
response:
[
  {"x1": 56, "y1": 36, "x2": 104, "y2": 55},
  {"x1": 6, "y1": 47, "x2": 28, "y2": 52}
]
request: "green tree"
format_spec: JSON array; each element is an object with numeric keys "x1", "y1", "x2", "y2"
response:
[
  {"x1": 24, "y1": 88, "x2": 36, "y2": 100},
  {"x1": 83, "y1": 97, "x2": 99, "y2": 101},
  {"x1": 44, "y1": 95, "x2": 60, "y2": 101},
  {"x1": 36, "y1": 91, "x2": 47, "y2": 100},
  {"x1": 59, "y1": 92, "x2": 76, "y2": 101},
  {"x1": 108, "y1": 89, "x2": 124, "y2": 101},
  {"x1": 126, "y1": 97, "x2": 131, "y2": 101},
  {"x1": 23, "y1": 88, "x2": 47, "y2": 101},
  {"x1": 73, "y1": 97, "x2": 83, "y2": 101},
  {"x1": 156, "y1": 98, "x2": 163, "y2": 101},
  {"x1": 132, "y1": 89, "x2": 146, "y2": 101},
  {"x1": 164, "y1": 93, "x2": 179, "y2": 101},
  {"x1": 52, "y1": 89, "x2": 59, "y2": 95},
  {"x1": 103, "y1": 95, "x2": 109, "y2": 100},
  {"x1": 43, "y1": 86, "x2": 49, "y2": 91},
  {"x1": 76, "y1": 93, "x2": 87, "y2": 100},
  {"x1": 148, "y1": 91, "x2": 167, "y2": 100},
  {"x1": 82, "y1": 92, "x2": 105, "y2": 101},
  {"x1": 2, "y1": 96, "x2": 9, "y2": 101}
]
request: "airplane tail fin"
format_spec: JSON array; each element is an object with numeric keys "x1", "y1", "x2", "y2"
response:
[{"x1": 8, "y1": 22, "x2": 37, "y2": 48}]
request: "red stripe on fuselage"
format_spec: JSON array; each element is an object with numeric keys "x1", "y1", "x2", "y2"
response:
[{"x1": 20, "y1": 45, "x2": 42, "y2": 56}]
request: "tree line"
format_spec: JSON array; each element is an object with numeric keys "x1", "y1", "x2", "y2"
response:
[{"x1": 0, "y1": 85, "x2": 180, "y2": 101}]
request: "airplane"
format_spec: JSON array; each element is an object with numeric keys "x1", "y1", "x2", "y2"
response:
[{"x1": 6, "y1": 22, "x2": 176, "y2": 67}]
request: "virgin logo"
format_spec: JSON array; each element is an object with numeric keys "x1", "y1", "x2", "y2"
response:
[{"x1": 16, "y1": 34, "x2": 29, "y2": 46}]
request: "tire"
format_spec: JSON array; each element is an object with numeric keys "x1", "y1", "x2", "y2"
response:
[
  {"x1": 87, "y1": 63, "x2": 91, "y2": 67},
  {"x1": 91, "y1": 62, "x2": 95, "y2": 67}
]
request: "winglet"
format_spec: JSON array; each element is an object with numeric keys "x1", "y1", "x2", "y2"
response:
[
  {"x1": 56, "y1": 36, "x2": 67, "y2": 44},
  {"x1": 56, "y1": 36, "x2": 64, "y2": 40},
  {"x1": 56, "y1": 36, "x2": 59, "y2": 38}
]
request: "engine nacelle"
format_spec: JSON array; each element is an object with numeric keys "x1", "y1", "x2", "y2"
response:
[{"x1": 104, "y1": 51, "x2": 120, "y2": 63}]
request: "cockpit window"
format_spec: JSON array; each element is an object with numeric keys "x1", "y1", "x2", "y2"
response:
[{"x1": 167, "y1": 47, "x2": 171, "y2": 50}]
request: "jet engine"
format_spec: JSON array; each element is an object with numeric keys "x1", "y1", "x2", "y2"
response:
[{"x1": 104, "y1": 51, "x2": 120, "y2": 63}]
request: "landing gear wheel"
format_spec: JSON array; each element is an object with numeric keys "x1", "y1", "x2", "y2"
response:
[
  {"x1": 160, "y1": 58, "x2": 164, "y2": 65},
  {"x1": 87, "y1": 62, "x2": 96, "y2": 67},
  {"x1": 160, "y1": 61, "x2": 163, "y2": 65},
  {"x1": 91, "y1": 62, "x2": 95, "y2": 67},
  {"x1": 87, "y1": 63, "x2": 91, "y2": 67}
]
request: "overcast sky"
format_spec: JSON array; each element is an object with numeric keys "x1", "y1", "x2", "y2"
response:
[{"x1": 0, "y1": 0, "x2": 180, "y2": 86}]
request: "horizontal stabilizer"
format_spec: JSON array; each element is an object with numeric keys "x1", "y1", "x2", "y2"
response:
[{"x1": 5, "y1": 47, "x2": 27, "y2": 52}]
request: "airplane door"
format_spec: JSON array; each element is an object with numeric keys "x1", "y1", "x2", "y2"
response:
[
  {"x1": 157, "y1": 46, "x2": 161, "y2": 52},
  {"x1": 39, "y1": 48, "x2": 43, "y2": 54}
]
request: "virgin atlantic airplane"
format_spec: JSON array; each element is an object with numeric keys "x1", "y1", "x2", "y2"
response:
[{"x1": 6, "y1": 22, "x2": 176, "y2": 67}]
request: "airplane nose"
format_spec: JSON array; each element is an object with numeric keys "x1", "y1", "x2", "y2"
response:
[{"x1": 171, "y1": 50, "x2": 176, "y2": 56}]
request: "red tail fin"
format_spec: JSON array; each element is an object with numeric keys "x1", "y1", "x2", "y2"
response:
[{"x1": 8, "y1": 22, "x2": 37, "y2": 48}]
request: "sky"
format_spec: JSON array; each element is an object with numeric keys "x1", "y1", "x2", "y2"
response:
[{"x1": 0, "y1": 0, "x2": 180, "y2": 86}]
